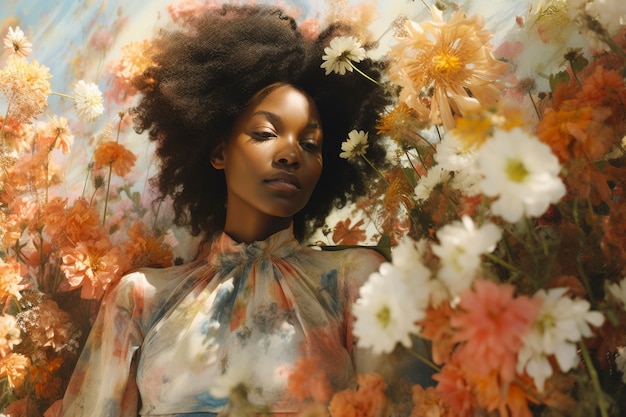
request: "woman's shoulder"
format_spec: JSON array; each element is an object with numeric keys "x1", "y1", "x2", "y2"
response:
[{"x1": 105, "y1": 260, "x2": 205, "y2": 311}]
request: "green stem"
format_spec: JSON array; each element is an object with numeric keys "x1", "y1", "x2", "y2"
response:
[
  {"x1": 483, "y1": 252, "x2": 523, "y2": 276},
  {"x1": 102, "y1": 164, "x2": 113, "y2": 225},
  {"x1": 579, "y1": 341, "x2": 609, "y2": 417},
  {"x1": 50, "y1": 91, "x2": 75, "y2": 101},
  {"x1": 349, "y1": 62, "x2": 383, "y2": 87},
  {"x1": 361, "y1": 154, "x2": 389, "y2": 186},
  {"x1": 528, "y1": 92, "x2": 542, "y2": 120},
  {"x1": 408, "y1": 346, "x2": 440, "y2": 373}
]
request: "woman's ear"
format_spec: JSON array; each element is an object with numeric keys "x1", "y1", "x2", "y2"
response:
[{"x1": 210, "y1": 143, "x2": 226, "y2": 169}]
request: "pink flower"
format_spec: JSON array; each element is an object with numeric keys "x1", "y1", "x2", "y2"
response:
[{"x1": 451, "y1": 279, "x2": 540, "y2": 383}]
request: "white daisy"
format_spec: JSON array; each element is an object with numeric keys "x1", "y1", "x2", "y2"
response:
[
  {"x1": 606, "y1": 277, "x2": 626, "y2": 307},
  {"x1": 616, "y1": 346, "x2": 626, "y2": 384},
  {"x1": 339, "y1": 129, "x2": 369, "y2": 160},
  {"x1": 517, "y1": 287, "x2": 605, "y2": 391},
  {"x1": 414, "y1": 165, "x2": 451, "y2": 202},
  {"x1": 353, "y1": 240, "x2": 429, "y2": 354},
  {"x1": 320, "y1": 36, "x2": 366, "y2": 75},
  {"x1": 3, "y1": 26, "x2": 32, "y2": 58},
  {"x1": 477, "y1": 127, "x2": 566, "y2": 223},
  {"x1": 431, "y1": 215, "x2": 501, "y2": 297},
  {"x1": 73, "y1": 80, "x2": 104, "y2": 123},
  {"x1": 434, "y1": 132, "x2": 482, "y2": 196}
]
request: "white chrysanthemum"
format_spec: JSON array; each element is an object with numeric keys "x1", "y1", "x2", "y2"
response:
[
  {"x1": 616, "y1": 346, "x2": 626, "y2": 383},
  {"x1": 414, "y1": 165, "x2": 451, "y2": 202},
  {"x1": 431, "y1": 215, "x2": 501, "y2": 297},
  {"x1": 435, "y1": 132, "x2": 482, "y2": 196},
  {"x1": 353, "y1": 241, "x2": 430, "y2": 354},
  {"x1": 477, "y1": 128, "x2": 566, "y2": 223},
  {"x1": 517, "y1": 287, "x2": 605, "y2": 391},
  {"x1": 73, "y1": 80, "x2": 104, "y2": 123},
  {"x1": 339, "y1": 129, "x2": 369, "y2": 160},
  {"x1": 320, "y1": 36, "x2": 366, "y2": 75},
  {"x1": 3, "y1": 26, "x2": 32, "y2": 58},
  {"x1": 435, "y1": 131, "x2": 478, "y2": 172},
  {"x1": 607, "y1": 277, "x2": 626, "y2": 307}
]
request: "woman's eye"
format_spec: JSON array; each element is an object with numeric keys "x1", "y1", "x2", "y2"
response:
[
  {"x1": 251, "y1": 131, "x2": 275, "y2": 140},
  {"x1": 301, "y1": 141, "x2": 321, "y2": 152}
]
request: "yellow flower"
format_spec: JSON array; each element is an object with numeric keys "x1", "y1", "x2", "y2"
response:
[{"x1": 387, "y1": 8, "x2": 509, "y2": 130}]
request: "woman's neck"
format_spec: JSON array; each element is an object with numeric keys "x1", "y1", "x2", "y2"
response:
[{"x1": 223, "y1": 215, "x2": 291, "y2": 244}]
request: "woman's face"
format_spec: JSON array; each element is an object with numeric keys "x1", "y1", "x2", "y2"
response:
[{"x1": 212, "y1": 84, "x2": 323, "y2": 240}]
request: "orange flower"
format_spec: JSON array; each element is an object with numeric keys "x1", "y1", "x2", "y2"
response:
[
  {"x1": 17, "y1": 296, "x2": 77, "y2": 351},
  {"x1": 536, "y1": 104, "x2": 613, "y2": 162},
  {"x1": 387, "y1": 8, "x2": 509, "y2": 129},
  {"x1": 472, "y1": 371, "x2": 535, "y2": 417},
  {"x1": 410, "y1": 384, "x2": 450, "y2": 417},
  {"x1": 417, "y1": 303, "x2": 455, "y2": 365},
  {"x1": 433, "y1": 361, "x2": 477, "y2": 417},
  {"x1": 0, "y1": 352, "x2": 30, "y2": 389},
  {"x1": 575, "y1": 65, "x2": 626, "y2": 126},
  {"x1": 93, "y1": 141, "x2": 137, "y2": 177},
  {"x1": 124, "y1": 222, "x2": 173, "y2": 269},
  {"x1": 287, "y1": 356, "x2": 332, "y2": 404},
  {"x1": 332, "y1": 218, "x2": 367, "y2": 245},
  {"x1": 60, "y1": 238, "x2": 123, "y2": 299},
  {"x1": 0, "y1": 257, "x2": 27, "y2": 305},
  {"x1": 47, "y1": 198, "x2": 102, "y2": 248},
  {"x1": 329, "y1": 373, "x2": 388, "y2": 417}
]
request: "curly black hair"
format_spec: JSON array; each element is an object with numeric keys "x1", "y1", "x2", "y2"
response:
[{"x1": 132, "y1": 3, "x2": 391, "y2": 242}]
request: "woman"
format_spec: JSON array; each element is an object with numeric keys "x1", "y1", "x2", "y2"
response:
[{"x1": 61, "y1": 4, "x2": 425, "y2": 416}]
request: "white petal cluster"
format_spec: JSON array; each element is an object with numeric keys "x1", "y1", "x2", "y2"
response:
[
  {"x1": 477, "y1": 127, "x2": 566, "y2": 223},
  {"x1": 517, "y1": 288, "x2": 605, "y2": 391},
  {"x1": 339, "y1": 129, "x2": 369, "y2": 160},
  {"x1": 320, "y1": 36, "x2": 366, "y2": 75},
  {"x1": 3, "y1": 26, "x2": 32, "y2": 58},
  {"x1": 616, "y1": 346, "x2": 626, "y2": 384},
  {"x1": 434, "y1": 131, "x2": 482, "y2": 196},
  {"x1": 606, "y1": 277, "x2": 626, "y2": 307},
  {"x1": 414, "y1": 165, "x2": 450, "y2": 202},
  {"x1": 431, "y1": 215, "x2": 501, "y2": 298},
  {"x1": 73, "y1": 80, "x2": 104, "y2": 123},
  {"x1": 353, "y1": 237, "x2": 430, "y2": 354}
]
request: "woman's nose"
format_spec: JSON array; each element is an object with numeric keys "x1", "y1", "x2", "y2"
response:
[{"x1": 273, "y1": 136, "x2": 301, "y2": 168}]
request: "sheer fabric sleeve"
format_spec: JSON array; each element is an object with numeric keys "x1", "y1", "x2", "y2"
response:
[{"x1": 61, "y1": 272, "x2": 147, "y2": 417}]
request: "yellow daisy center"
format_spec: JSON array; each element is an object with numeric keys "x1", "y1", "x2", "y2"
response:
[
  {"x1": 376, "y1": 306, "x2": 391, "y2": 329},
  {"x1": 506, "y1": 159, "x2": 529, "y2": 182},
  {"x1": 433, "y1": 51, "x2": 463, "y2": 76}
]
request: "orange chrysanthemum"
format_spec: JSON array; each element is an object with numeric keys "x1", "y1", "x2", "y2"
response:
[
  {"x1": 536, "y1": 104, "x2": 613, "y2": 162},
  {"x1": 124, "y1": 222, "x2": 173, "y2": 269},
  {"x1": 387, "y1": 8, "x2": 509, "y2": 130},
  {"x1": 60, "y1": 238, "x2": 123, "y2": 299},
  {"x1": 17, "y1": 297, "x2": 76, "y2": 351},
  {"x1": 576, "y1": 65, "x2": 626, "y2": 126},
  {"x1": 93, "y1": 141, "x2": 137, "y2": 177},
  {"x1": 433, "y1": 361, "x2": 477, "y2": 417},
  {"x1": 0, "y1": 257, "x2": 27, "y2": 305},
  {"x1": 0, "y1": 352, "x2": 30, "y2": 389},
  {"x1": 410, "y1": 384, "x2": 450, "y2": 417},
  {"x1": 43, "y1": 197, "x2": 102, "y2": 248},
  {"x1": 329, "y1": 373, "x2": 388, "y2": 417}
]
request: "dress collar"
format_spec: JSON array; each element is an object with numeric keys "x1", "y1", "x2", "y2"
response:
[{"x1": 206, "y1": 226, "x2": 300, "y2": 269}]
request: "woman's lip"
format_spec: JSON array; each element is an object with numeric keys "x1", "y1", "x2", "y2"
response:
[{"x1": 265, "y1": 178, "x2": 300, "y2": 193}]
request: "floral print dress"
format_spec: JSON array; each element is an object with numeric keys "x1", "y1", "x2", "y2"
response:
[{"x1": 60, "y1": 227, "x2": 390, "y2": 416}]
